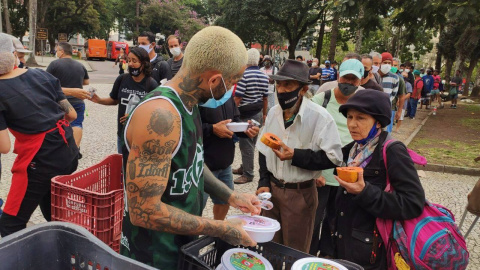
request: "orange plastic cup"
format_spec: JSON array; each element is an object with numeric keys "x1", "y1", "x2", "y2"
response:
[
  {"x1": 261, "y1": 133, "x2": 282, "y2": 150},
  {"x1": 336, "y1": 167, "x2": 364, "y2": 183}
]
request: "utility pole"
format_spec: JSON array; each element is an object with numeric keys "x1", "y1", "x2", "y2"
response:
[{"x1": 26, "y1": 0, "x2": 38, "y2": 66}]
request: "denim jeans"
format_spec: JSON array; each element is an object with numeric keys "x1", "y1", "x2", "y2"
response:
[
  {"x1": 387, "y1": 110, "x2": 395, "y2": 133},
  {"x1": 203, "y1": 166, "x2": 234, "y2": 207},
  {"x1": 408, "y1": 98, "x2": 419, "y2": 118},
  {"x1": 239, "y1": 112, "x2": 263, "y2": 179}
]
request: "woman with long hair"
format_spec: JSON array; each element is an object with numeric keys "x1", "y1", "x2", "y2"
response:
[{"x1": 91, "y1": 46, "x2": 159, "y2": 153}]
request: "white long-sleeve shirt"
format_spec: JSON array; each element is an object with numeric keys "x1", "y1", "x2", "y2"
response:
[{"x1": 256, "y1": 97, "x2": 343, "y2": 183}]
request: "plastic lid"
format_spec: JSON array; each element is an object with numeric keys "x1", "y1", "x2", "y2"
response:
[
  {"x1": 291, "y1": 258, "x2": 348, "y2": 270},
  {"x1": 221, "y1": 248, "x2": 273, "y2": 270},
  {"x1": 227, "y1": 215, "x2": 280, "y2": 232}
]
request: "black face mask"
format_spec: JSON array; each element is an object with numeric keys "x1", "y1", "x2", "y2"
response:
[
  {"x1": 326, "y1": 64, "x2": 331, "y2": 68},
  {"x1": 338, "y1": 83, "x2": 358, "y2": 96},
  {"x1": 363, "y1": 69, "x2": 370, "y2": 79},
  {"x1": 129, "y1": 66, "x2": 142, "y2": 77},
  {"x1": 277, "y1": 85, "x2": 303, "y2": 110}
]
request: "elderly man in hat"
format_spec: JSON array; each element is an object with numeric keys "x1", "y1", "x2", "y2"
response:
[
  {"x1": 11, "y1": 36, "x2": 31, "y2": 69},
  {"x1": 256, "y1": 59, "x2": 343, "y2": 253}
]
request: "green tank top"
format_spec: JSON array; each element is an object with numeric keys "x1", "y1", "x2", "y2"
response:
[{"x1": 120, "y1": 86, "x2": 204, "y2": 270}]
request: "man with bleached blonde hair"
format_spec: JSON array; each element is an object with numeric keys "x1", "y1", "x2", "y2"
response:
[{"x1": 120, "y1": 26, "x2": 262, "y2": 270}]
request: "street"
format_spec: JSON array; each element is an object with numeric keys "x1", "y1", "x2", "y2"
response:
[{"x1": 86, "y1": 59, "x2": 124, "y2": 84}]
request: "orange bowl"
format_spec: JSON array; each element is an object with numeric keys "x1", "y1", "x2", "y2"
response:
[
  {"x1": 261, "y1": 133, "x2": 282, "y2": 150},
  {"x1": 336, "y1": 167, "x2": 363, "y2": 183}
]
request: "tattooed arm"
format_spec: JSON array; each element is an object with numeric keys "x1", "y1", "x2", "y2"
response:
[
  {"x1": 125, "y1": 99, "x2": 256, "y2": 246},
  {"x1": 204, "y1": 166, "x2": 261, "y2": 215},
  {"x1": 58, "y1": 99, "x2": 77, "y2": 122}
]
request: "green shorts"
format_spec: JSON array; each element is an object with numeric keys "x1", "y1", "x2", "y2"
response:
[{"x1": 431, "y1": 89, "x2": 440, "y2": 95}]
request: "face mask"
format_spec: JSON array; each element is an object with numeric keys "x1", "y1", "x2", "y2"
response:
[
  {"x1": 170, "y1": 47, "x2": 182, "y2": 57},
  {"x1": 338, "y1": 83, "x2": 358, "y2": 96},
  {"x1": 312, "y1": 62, "x2": 318, "y2": 68},
  {"x1": 277, "y1": 85, "x2": 303, "y2": 110},
  {"x1": 129, "y1": 66, "x2": 142, "y2": 77},
  {"x1": 363, "y1": 69, "x2": 370, "y2": 79},
  {"x1": 391, "y1": 67, "x2": 398, "y2": 73},
  {"x1": 405, "y1": 69, "x2": 411, "y2": 73},
  {"x1": 372, "y1": 65, "x2": 379, "y2": 74},
  {"x1": 400, "y1": 69, "x2": 404, "y2": 72},
  {"x1": 55, "y1": 51, "x2": 62, "y2": 59},
  {"x1": 326, "y1": 64, "x2": 330, "y2": 68},
  {"x1": 380, "y1": 64, "x2": 391, "y2": 74},
  {"x1": 199, "y1": 77, "x2": 231, "y2": 108},
  {"x1": 355, "y1": 122, "x2": 379, "y2": 145},
  {"x1": 139, "y1": 44, "x2": 153, "y2": 54}
]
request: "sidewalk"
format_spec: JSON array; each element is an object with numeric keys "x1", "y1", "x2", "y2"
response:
[
  {"x1": 0, "y1": 86, "x2": 478, "y2": 268},
  {"x1": 25, "y1": 55, "x2": 93, "y2": 72}
]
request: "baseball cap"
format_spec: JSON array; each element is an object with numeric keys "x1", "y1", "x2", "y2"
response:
[
  {"x1": 11, "y1": 36, "x2": 31, "y2": 53},
  {"x1": 325, "y1": 60, "x2": 330, "y2": 64},
  {"x1": 0, "y1": 33, "x2": 15, "y2": 53},
  {"x1": 381, "y1": 52, "x2": 393, "y2": 62},
  {"x1": 339, "y1": 59, "x2": 364, "y2": 80},
  {"x1": 413, "y1": 70, "x2": 421, "y2": 75}
]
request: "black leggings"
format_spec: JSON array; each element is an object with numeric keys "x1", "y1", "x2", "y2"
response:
[{"x1": 0, "y1": 160, "x2": 78, "y2": 237}]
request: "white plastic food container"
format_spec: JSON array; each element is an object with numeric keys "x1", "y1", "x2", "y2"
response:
[
  {"x1": 216, "y1": 248, "x2": 273, "y2": 270},
  {"x1": 292, "y1": 258, "x2": 348, "y2": 270},
  {"x1": 227, "y1": 215, "x2": 280, "y2": 243},
  {"x1": 226, "y1": 122, "x2": 250, "y2": 132}
]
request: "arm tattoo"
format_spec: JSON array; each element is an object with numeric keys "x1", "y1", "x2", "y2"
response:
[
  {"x1": 178, "y1": 72, "x2": 207, "y2": 111},
  {"x1": 203, "y1": 165, "x2": 233, "y2": 203},
  {"x1": 147, "y1": 108, "x2": 179, "y2": 136},
  {"x1": 58, "y1": 99, "x2": 73, "y2": 114}
]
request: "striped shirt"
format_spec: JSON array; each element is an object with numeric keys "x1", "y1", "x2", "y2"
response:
[
  {"x1": 379, "y1": 72, "x2": 400, "y2": 104},
  {"x1": 235, "y1": 66, "x2": 269, "y2": 107},
  {"x1": 321, "y1": 67, "x2": 335, "y2": 81}
]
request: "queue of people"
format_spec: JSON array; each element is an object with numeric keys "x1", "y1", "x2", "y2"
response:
[{"x1": 0, "y1": 27, "x2": 467, "y2": 270}]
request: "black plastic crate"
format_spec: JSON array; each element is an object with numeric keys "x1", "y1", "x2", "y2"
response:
[
  {"x1": 0, "y1": 222, "x2": 157, "y2": 270},
  {"x1": 179, "y1": 236, "x2": 364, "y2": 270}
]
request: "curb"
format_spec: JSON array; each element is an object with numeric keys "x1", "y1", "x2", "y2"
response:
[
  {"x1": 81, "y1": 60, "x2": 95, "y2": 72},
  {"x1": 407, "y1": 111, "x2": 480, "y2": 176},
  {"x1": 404, "y1": 111, "x2": 432, "y2": 146},
  {"x1": 415, "y1": 163, "x2": 480, "y2": 176}
]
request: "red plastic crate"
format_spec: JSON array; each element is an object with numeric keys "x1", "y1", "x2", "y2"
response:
[{"x1": 51, "y1": 154, "x2": 124, "y2": 252}]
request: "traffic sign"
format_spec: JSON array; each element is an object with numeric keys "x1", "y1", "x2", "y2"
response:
[
  {"x1": 36, "y1": 28, "x2": 48, "y2": 40},
  {"x1": 58, "y1": 33, "x2": 68, "y2": 43}
]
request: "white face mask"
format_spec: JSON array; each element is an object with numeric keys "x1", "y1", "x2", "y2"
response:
[
  {"x1": 380, "y1": 64, "x2": 391, "y2": 74},
  {"x1": 170, "y1": 47, "x2": 182, "y2": 57},
  {"x1": 139, "y1": 44, "x2": 153, "y2": 54},
  {"x1": 405, "y1": 69, "x2": 411, "y2": 73},
  {"x1": 372, "y1": 65, "x2": 380, "y2": 74},
  {"x1": 312, "y1": 62, "x2": 318, "y2": 67}
]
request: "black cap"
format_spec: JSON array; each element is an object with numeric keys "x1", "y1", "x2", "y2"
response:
[
  {"x1": 270, "y1": 59, "x2": 312, "y2": 84},
  {"x1": 339, "y1": 89, "x2": 392, "y2": 127}
]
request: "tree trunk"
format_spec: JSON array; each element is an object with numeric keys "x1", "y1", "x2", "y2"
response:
[
  {"x1": 354, "y1": 5, "x2": 364, "y2": 54},
  {"x1": 444, "y1": 58, "x2": 453, "y2": 83},
  {"x1": 288, "y1": 38, "x2": 298, "y2": 59},
  {"x1": 463, "y1": 59, "x2": 478, "y2": 97},
  {"x1": 472, "y1": 65, "x2": 480, "y2": 97},
  {"x1": 0, "y1": 0, "x2": 3, "y2": 32},
  {"x1": 2, "y1": 0, "x2": 11, "y2": 34},
  {"x1": 435, "y1": 46, "x2": 442, "y2": 71},
  {"x1": 435, "y1": 25, "x2": 444, "y2": 71},
  {"x1": 135, "y1": 0, "x2": 140, "y2": 34},
  {"x1": 328, "y1": 12, "x2": 340, "y2": 61},
  {"x1": 26, "y1": 0, "x2": 38, "y2": 66},
  {"x1": 315, "y1": 12, "x2": 326, "y2": 60}
]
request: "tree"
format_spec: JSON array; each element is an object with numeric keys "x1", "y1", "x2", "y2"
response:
[
  {"x1": 2, "y1": 0, "x2": 11, "y2": 34},
  {"x1": 6, "y1": 0, "x2": 29, "y2": 39},
  {"x1": 26, "y1": 0, "x2": 38, "y2": 66},
  {"x1": 218, "y1": 0, "x2": 329, "y2": 59}
]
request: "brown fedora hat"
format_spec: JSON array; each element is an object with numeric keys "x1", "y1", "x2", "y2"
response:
[{"x1": 270, "y1": 59, "x2": 312, "y2": 84}]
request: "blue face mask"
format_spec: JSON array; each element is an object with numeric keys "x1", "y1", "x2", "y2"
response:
[
  {"x1": 199, "y1": 77, "x2": 232, "y2": 108},
  {"x1": 355, "y1": 122, "x2": 379, "y2": 145}
]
